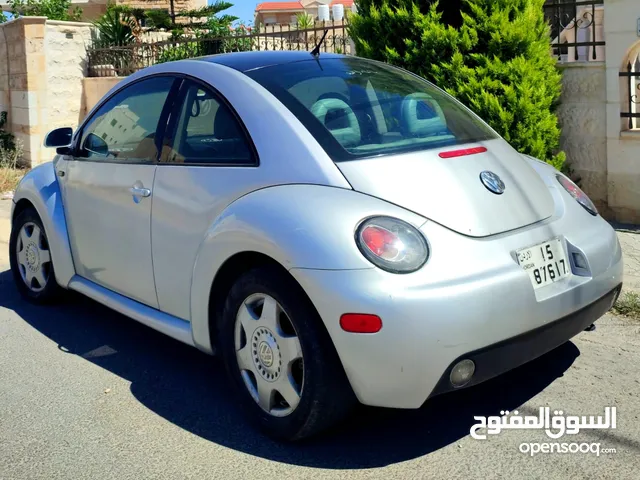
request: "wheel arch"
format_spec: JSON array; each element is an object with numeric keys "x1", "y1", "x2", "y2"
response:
[
  {"x1": 207, "y1": 251, "x2": 285, "y2": 351},
  {"x1": 11, "y1": 198, "x2": 35, "y2": 224},
  {"x1": 205, "y1": 250, "x2": 349, "y2": 357},
  {"x1": 11, "y1": 162, "x2": 76, "y2": 287}
]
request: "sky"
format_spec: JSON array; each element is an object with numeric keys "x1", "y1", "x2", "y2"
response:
[{"x1": 219, "y1": 0, "x2": 257, "y2": 25}]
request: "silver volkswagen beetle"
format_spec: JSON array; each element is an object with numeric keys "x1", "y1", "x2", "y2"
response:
[{"x1": 9, "y1": 52, "x2": 623, "y2": 441}]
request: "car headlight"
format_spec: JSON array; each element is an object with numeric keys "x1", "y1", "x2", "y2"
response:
[
  {"x1": 556, "y1": 174, "x2": 598, "y2": 216},
  {"x1": 355, "y1": 216, "x2": 429, "y2": 273}
]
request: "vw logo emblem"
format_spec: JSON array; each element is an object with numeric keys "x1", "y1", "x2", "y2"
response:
[
  {"x1": 480, "y1": 171, "x2": 505, "y2": 195},
  {"x1": 258, "y1": 341, "x2": 274, "y2": 368}
]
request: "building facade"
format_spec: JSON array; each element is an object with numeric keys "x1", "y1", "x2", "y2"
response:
[{"x1": 254, "y1": 0, "x2": 354, "y2": 26}]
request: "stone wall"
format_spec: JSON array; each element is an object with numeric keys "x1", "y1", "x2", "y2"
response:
[
  {"x1": 0, "y1": 19, "x2": 9, "y2": 119},
  {"x1": 543, "y1": 1, "x2": 640, "y2": 224},
  {"x1": 557, "y1": 62, "x2": 608, "y2": 212},
  {"x1": 45, "y1": 21, "x2": 93, "y2": 132},
  {"x1": 603, "y1": 0, "x2": 640, "y2": 224}
]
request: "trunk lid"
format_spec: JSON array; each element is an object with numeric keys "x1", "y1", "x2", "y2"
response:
[{"x1": 337, "y1": 139, "x2": 554, "y2": 237}]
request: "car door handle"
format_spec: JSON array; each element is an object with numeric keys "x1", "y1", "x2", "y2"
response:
[{"x1": 129, "y1": 186, "x2": 151, "y2": 197}]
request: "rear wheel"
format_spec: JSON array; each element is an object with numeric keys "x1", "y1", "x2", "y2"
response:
[
  {"x1": 218, "y1": 266, "x2": 355, "y2": 441},
  {"x1": 9, "y1": 208, "x2": 63, "y2": 303}
]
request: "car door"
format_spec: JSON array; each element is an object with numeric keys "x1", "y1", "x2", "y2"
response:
[
  {"x1": 150, "y1": 78, "x2": 260, "y2": 320},
  {"x1": 57, "y1": 75, "x2": 179, "y2": 308}
]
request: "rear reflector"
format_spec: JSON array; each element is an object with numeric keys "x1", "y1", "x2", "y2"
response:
[
  {"x1": 340, "y1": 314, "x2": 383, "y2": 333},
  {"x1": 438, "y1": 146, "x2": 488, "y2": 159}
]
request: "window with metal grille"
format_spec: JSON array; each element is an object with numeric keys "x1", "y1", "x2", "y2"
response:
[
  {"x1": 620, "y1": 51, "x2": 640, "y2": 130},
  {"x1": 543, "y1": 0, "x2": 605, "y2": 62}
]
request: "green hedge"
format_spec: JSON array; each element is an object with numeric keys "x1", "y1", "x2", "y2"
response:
[{"x1": 349, "y1": 0, "x2": 565, "y2": 170}]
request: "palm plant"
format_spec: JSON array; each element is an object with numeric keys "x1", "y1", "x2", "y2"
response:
[
  {"x1": 94, "y1": 7, "x2": 135, "y2": 47},
  {"x1": 295, "y1": 12, "x2": 314, "y2": 29}
]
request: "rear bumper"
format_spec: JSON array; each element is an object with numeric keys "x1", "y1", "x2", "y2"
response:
[
  {"x1": 290, "y1": 212, "x2": 623, "y2": 409},
  {"x1": 428, "y1": 284, "x2": 621, "y2": 398}
]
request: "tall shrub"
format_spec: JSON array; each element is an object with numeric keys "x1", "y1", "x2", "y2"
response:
[
  {"x1": 10, "y1": 0, "x2": 82, "y2": 21},
  {"x1": 349, "y1": 0, "x2": 565, "y2": 170}
]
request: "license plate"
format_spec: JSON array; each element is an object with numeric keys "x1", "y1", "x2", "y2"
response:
[{"x1": 516, "y1": 238, "x2": 571, "y2": 290}]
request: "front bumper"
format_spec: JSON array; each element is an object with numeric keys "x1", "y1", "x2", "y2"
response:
[{"x1": 290, "y1": 211, "x2": 623, "y2": 409}]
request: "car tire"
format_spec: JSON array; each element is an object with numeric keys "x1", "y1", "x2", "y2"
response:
[
  {"x1": 9, "y1": 207, "x2": 64, "y2": 304},
  {"x1": 218, "y1": 265, "x2": 356, "y2": 441}
]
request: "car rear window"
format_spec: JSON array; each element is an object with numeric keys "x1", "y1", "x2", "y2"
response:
[{"x1": 245, "y1": 57, "x2": 498, "y2": 162}]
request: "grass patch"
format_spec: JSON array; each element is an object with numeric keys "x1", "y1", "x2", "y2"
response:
[
  {"x1": 0, "y1": 166, "x2": 26, "y2": 194},
  {"x1": 0, "y1": 138, "x2": 26, "y2": 194},
  {"x1": 612, "y1": 291, "x2": 640, "y2": 319}
]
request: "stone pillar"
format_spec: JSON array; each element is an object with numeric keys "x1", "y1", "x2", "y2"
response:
[
  {"x1": 3, "y1": 17, "x2": 48, "y2": 167},
  {"x1": 557, "y1": 63, "x2": 608, "y2": 212},
  {"x1": 0, "y1": 23, "x2": 9, "y2": 121}
]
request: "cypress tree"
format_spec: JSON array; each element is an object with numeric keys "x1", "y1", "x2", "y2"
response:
[{"x1": 350, "y1": 0, "x2": 565, "y2": 169}]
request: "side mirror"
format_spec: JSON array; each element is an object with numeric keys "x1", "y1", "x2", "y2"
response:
[
  {"x1": 83, "y1": 133, "x2": 109, "y2": 157},
  {"x1": 44, "y1": 127, "x2": 73, "y2": 148}
]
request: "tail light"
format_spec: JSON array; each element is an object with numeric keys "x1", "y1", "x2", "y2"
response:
[
  {"x1": 556, "y1": 175, "x2": 598, "y2": 216},
  {"x1": 355, "y1": 216, "x2": 429, "y2": 273}
]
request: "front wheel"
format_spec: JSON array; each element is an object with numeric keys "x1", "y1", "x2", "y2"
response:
[
  {"x1": 9, "y1": 208, "x2": 63, "y2": 303},
  {"x1": 218, "y1": 266, "x2": 355, "y2": 441}
]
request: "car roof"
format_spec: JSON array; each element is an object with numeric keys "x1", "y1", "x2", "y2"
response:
[{"x1": 196, "y1": 50, "x2": 347, "y2": 73}]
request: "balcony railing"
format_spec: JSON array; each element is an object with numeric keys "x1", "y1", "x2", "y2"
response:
[
  {"x1": 543, "y1": 0, "x2": 605, "y2": 62},
  {"x1": 87, "y1": 22, "x2": 353, "y2": 77}
]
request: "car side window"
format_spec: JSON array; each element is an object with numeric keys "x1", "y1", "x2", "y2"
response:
[
  {"x1": 77, "y1": 76, "x2": 175, "y2": 163},
  {"x1": 161, "y1": 81, "x2": 254, "y2": 165}
]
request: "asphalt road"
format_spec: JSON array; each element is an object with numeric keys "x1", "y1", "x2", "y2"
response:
[{"x1": 1, "y1": 199, "x2": 639, "y2": 479}]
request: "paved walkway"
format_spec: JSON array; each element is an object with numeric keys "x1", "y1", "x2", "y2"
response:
[
  {"x1": 616, "y1": 225, "x2": 640, "y2": 293},
  {"x1": 0, "y1": 199, "x2": 10, "y2": 261},
  {"x1": 1, "y1": 198, "x2": 639, "y2": 291}
]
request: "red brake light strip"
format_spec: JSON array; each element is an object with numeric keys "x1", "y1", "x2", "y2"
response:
[{"x1": 438, "y1": 147, "x2": 488, "y2": 159}]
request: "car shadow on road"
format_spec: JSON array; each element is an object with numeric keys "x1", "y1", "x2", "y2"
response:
[{"x1": 0, "y1": 268, "x2": 581, "y2": 469}]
